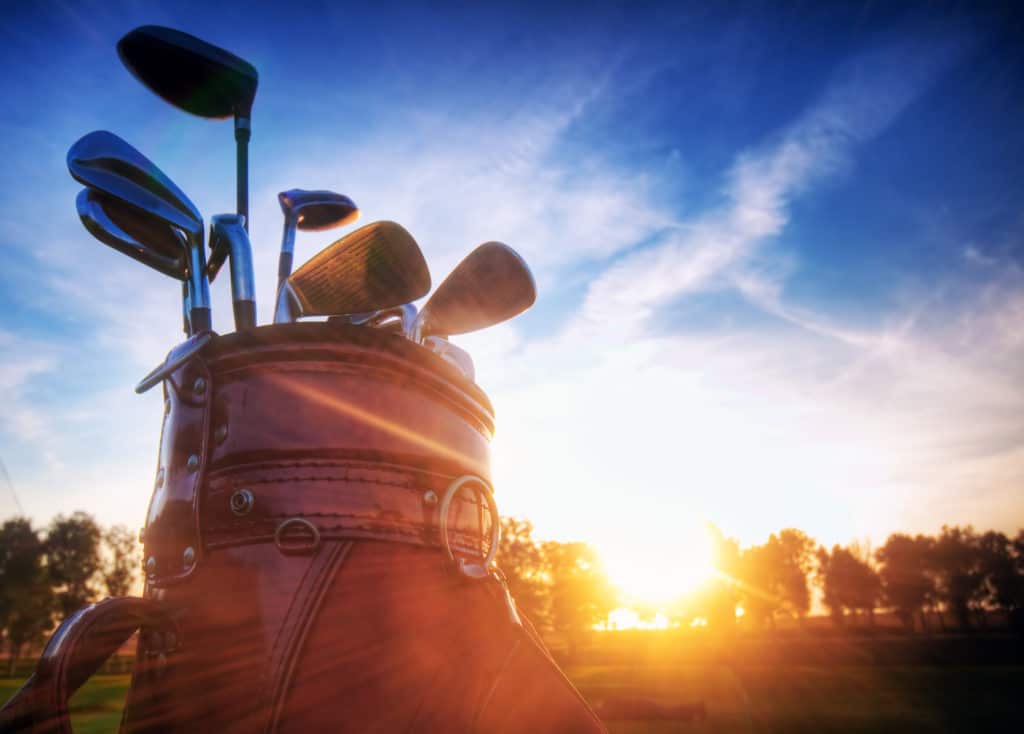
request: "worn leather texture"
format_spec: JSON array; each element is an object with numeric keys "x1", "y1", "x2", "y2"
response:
[{"x1": 120, "y1": 324, "x2": 606, "y2": 733}]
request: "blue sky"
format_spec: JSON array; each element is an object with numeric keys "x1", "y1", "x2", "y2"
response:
[{"x1": 1, "y1": 1, "x2": 1022, "y2": 588}]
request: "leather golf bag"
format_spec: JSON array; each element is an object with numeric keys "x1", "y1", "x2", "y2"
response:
[{"x1": 1, "y1": 324, "x2": 606, "y2": 733}]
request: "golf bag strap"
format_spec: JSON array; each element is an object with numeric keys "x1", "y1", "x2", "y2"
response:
[
  {"x1": 263, "y1": 539, "x2": 355, "y2": 734},
  {"x1": 0, "y1": 597, "x2": 170, "y2": 734},
  {"x1": 202, "y1": 460, "x2": 496, "y2": 559}
]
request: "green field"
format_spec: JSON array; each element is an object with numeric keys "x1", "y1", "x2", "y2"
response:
[{"x1": 2, "y1": 665, "x2": 1022, "y2": 732}]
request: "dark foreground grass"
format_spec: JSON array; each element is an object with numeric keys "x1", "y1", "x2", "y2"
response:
[
  {"x1": 0, "y1": 674, "x2": 129, "y2": 734},
  {"x1": 2, "y1": 666, "x2": 1023, "y2": 733}
]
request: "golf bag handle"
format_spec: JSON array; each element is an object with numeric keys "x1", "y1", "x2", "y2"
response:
[{"x1": 0, "y1": 597, "x2": 170, "y2": 734}]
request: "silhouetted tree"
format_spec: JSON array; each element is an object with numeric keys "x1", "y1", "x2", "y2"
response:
[
  {"x1": 46, "y1": 512, "x2": 102, "y2": 616},
  {"x1": 930, "y1": 525, "x2": 985, "y2": 630},
  {"x1": 702, "y1": 527, "x2": 740, "y2": 632},
  {"x1": 876, "y1": 533, "x2": 935, "y2": 632},
  {"x1": 543, "y1": 541, "x2": 615, "y2": 656},
  {"x1": 498, "y1": 517, "x2": 548, "y2": 623},
  {"x1": 0, "y1": 518, "x2": 55, "y2": 674},
  {"x1": 816, "y1": 545, "x2": 881, "y2": 626},
  {"x1": 103, "y1": 524, "x2": 140, "y2": 597},
  {"x1": 773, "y1": 529, "x2": 816, "y2": 622},
  {"x1": 977, "y1": 530, "x2": 1024, "y2": 616}
]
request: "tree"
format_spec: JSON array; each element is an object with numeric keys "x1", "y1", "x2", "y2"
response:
[
  {"x1": 543, "y1": 541, "x2": 615, "y2": 657},
  {"x1": 929, "y1": 526, "x2": 985, "y2": 630},
  {"x1": 0, "y1": 518, "x2": 55, "y2": 674},
  {"x1": 977, "y1": 530, "x2": 1024, "y2": 615},
  {"x1": 772, "y1": 529, "x2": 816, "y2": 622},
  {"x1": 498, "y1": 517, "x2": 548, "y2": 623},
  {"x1": 876, "y1": 533, "x2": 935, "y2": 632},
  {"x1": 816, "y1": 544, "x2": 881, "y2": 626},
  {"x1": 103, "y1": 524, "x2": 140, "y2": 598},
  {"x1": 46, "y1": 512, "x2": 102, "y2": 616}
]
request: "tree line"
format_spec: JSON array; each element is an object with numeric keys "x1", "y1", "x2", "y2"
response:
[
  {"x1": 499, "y1": 520, "x2": 1024, "y2": 647},
  {"x1": 0, "y1": 513, "x2": 139, "y2": 674},
  {"x1": 4, "y1": 511, "x2": 1023, "y2": 671}
]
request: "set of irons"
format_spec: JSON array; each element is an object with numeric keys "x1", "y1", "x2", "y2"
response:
[{"x1": 67, "y1": 25, "x2": 537, "y2": 390}]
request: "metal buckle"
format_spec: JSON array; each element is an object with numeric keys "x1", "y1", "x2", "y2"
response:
[
  {"x1": 274, "y1": 518, "x2": 321, "y2": 555},
  {"x1": 438, "y1": 475, "x2": 500, "y2": 577}
]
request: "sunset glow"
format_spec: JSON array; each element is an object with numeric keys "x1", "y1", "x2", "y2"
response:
[{"x1": 599, "y1": 520, "x2": 716, "y2": 603}]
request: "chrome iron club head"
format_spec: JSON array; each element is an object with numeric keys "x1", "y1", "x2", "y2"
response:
[
  {"x1": 411, "y1": 242, "x2": 536, "y2": 342},
  {"x1": 274, "y1": 221, "x2": 430, "y2": 323},
  {"x1": 277, "y1": 189, "x2": 359, "y2": 300},
  {"x1": 208, "y1": 214, "x2": 257, "y2": 330},
  {"x1": 68, "y1": 130, "x2": 210, "y2": 333},
  {"x1": 77, "y1": 189, "x2": 196, "y2": 336},
  {"x1": 118, "y1": 26, "x2": 258, "y2": 230}
]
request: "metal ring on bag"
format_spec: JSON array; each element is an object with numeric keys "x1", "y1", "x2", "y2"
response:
[
  {"x1": 274, "y1": 518, "x2": 321, "y2": 555},
  {"x1": 438, "y1": 475, "x2": 500, "y2": 573}
]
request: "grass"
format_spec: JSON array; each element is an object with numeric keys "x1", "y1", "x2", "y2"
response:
[
  {"x1": 0, "y1": 674, "x2": 129, "y2": 734},
  {"x1": 2, "y1": 665, "x2": 1022, "y2": 732}
]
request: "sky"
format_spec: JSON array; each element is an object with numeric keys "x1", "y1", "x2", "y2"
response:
[{"x1": 1, "y1": 0, "x2": 1022, "y2": 598}]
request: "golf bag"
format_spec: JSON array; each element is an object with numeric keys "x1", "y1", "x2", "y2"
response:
[{"x1": 0, "y1": 324, "x2": 606, "y2": 733}]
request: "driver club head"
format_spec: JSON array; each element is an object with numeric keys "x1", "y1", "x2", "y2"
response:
[
  {"x1": 117, "y1": 26, "x2": 257, "y2": 120},
  {"x1": 411, "y1": 242, "x2": 536, "y2": 342},
  {"x1": 274, "y1": 221, "x2": 430, "y2": 323}
]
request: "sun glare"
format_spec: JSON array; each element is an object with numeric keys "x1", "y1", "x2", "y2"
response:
[{"x1": 600, "y1": 520, "x2": 716, "y2": 604}]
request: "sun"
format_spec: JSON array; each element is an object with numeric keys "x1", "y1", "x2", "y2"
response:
[{"x1": 599, "y1": 520, "x2": 716, "y2": 604}]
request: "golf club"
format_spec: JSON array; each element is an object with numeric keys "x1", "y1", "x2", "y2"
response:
[
  {"x1": 68, "y1": 130, "x2": 211, "y2": 333},
  {"x1": 424, "y1": 336, "x2": 475, "y2": 382},
  {"x1": 335, "y1": 303, "x2": 418, "y2": 334},
  {"x1": 274, "y1": 221, "x2": 430, "y2": 323},
  {"x1": 118, "y1": 25, "x2": 258, "y2": 231},
  {"x1": 76, "y1": 189, "x2": 198, "y2": 336},
  {"x1": 208, "y1": 214, "x2": 257, "y2": 330},
  {"x1": 278, "y1": 189, "x2": 360, "y2": 298},
  {"x1": 410, "y1": 242, "x2": 536, "y2": 343}
]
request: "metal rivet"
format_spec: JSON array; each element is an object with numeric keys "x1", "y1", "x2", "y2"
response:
[
  {"x1": 230, "y1": 489, "x2": 254, "y2": 516},
  {"x1": 155, "y1": 468, "x2": 165, "y2": 488},
  {"x1": 145, "y1": 556, "x2": 157, "y2": 575},
  {"x1": 214, "y1": 425, "x2": 228, "y2": 444},
  {"x1": 193, "y1": 377, "x2": 207, "y2": 395},
  {"x1": 182, "y1": 546, "x2": 196, "y2": 569},
  {"x1": 423, "y1": 490, "x2": 438, "y2": 506},
  {"x1": 186, "y1": 454, "x2": 200, "y2": 472}
]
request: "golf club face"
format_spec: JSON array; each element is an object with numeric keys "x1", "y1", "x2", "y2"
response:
[
  {"x1": 68, "y1": 130, "x2": 202, "y2": 237},
  {"x1": 76, "y1": 189, "x2": 185, "y2": 280},
  {"x1": 274, "y1": 221, "x2": 431, "y2": 323},
  {"x1": 208, "y1": 214, "x2": 256, "y2": 330},
  {"x1": 117, "y1": 26, "x2": 258, "y2": 119},
  {"x1": 279, "y1": 190, "x2": 360, "y2": 232},
  {"x1": 414, "y1": 242, "x2": 536, "y2": 341}
]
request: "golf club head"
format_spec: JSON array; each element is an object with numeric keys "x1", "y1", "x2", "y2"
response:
[
  {"x1": 277, "y1": 189, "x2": 360, "y2": 297},
  {"x1": 117, "y1": 26, "x2": 258, "y2": 119},
  {"x1": 337, "y1": 304, "x2": 418, "y2": 334},
  {"x1": 412, "y1": 242, "x2": 536, "y2": 342},
  {"x1": 68, "y1": 130, "x2": 202, "y2": 237},
  {"x1": 279, "y1": 190, "x2": 360, "y2": 232},
  {"x1": 274, "y1": 221, "x2": 430, "y2": 323},
  {"x1": 208, "y1": 214, "x2": 256, "y2": 330},
  {"x1": 76, "y1": 189, "x2": 186, "y2": 280},
  {"x1": 424, "y1": 336, "x2": 476, "y2": 382}
]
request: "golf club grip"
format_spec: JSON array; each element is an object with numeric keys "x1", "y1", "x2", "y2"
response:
[
  {"x1": 190, "y1": 306, "x2": 212, "y2": 333},
  {"x1": 234, "y1": 300, "x2": 257, "y2": 331}
]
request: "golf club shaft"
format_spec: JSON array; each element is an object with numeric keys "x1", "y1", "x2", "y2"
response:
[
  {"x1": 187, "y1": 239, "x2": 212, "y2": 332},
  {"x1": 236, "y1": 117, "x2": 250, "y2": 232}
]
